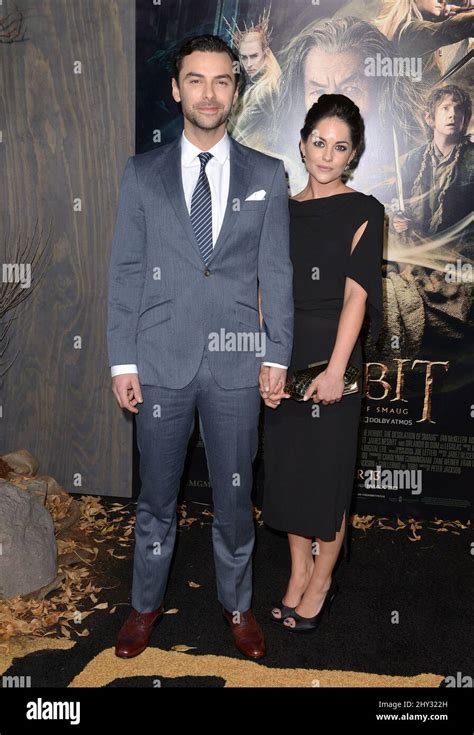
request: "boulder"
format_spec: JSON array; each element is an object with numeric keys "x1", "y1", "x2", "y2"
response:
[
  {"x1": 1, "y1": 449, "x2": 39, "y2": 477},
  {"x1": 0, "y1": 482, "x2": 57, "y2": 598}
]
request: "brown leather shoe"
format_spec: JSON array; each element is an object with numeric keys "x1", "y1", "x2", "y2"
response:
[
  {"x1": 222, "y1": 607, "x2": 266, "y2": 659},
  {"x1": 115, "y1": 606, "x2": 163, "y2": 658}
]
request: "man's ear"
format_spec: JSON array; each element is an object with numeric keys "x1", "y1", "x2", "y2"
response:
[
  {"x1": 171, "y1": 77, "x2": 181, "y2": 103},
  {"x1": 424, "y1": 110, "x2": 433, "y2": 128}
]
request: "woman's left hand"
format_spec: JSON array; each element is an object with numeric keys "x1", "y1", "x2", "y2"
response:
[{"x1": 303, "y1": 369, "x2": 344, "y2": 405}]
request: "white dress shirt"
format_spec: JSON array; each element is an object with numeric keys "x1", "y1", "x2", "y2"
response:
[{"x1": 111, "y1": 130, "x2": 286, "y2": 377}]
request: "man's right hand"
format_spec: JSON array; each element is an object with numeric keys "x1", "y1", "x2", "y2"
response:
[
  {"x1": 262, "y1": 386, "x2": 291, "y2": 409},
  {"x1": 259, "y1": 365, "x2": 290, "y2": 409},
  {"x1": 112, "y1": 373, "x2": 143, "y2": 414}
]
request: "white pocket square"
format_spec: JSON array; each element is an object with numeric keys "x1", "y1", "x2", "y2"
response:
[{"x1": 245, "y1": 189, "x2": 266, "y2": 201}]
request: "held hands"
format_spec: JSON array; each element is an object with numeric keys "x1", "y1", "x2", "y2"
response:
[
  {"x1": 259, "y1": 365, "x2": 290, "y2": 409},
  {"x1": 112, "y1": 373, "x2": 143, "y2": 414},
  {"x1": 303, "y1": 368, "x2": 344, "y2": 405}
]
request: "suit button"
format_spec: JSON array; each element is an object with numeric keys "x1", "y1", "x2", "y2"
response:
[{"x1": 204, "y1": 269, "x2": 211, "y2": 276}]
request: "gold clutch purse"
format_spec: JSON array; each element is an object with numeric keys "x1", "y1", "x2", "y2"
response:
[{"x1": 283, "y1": 360, "x2": 360, "y2": 402}]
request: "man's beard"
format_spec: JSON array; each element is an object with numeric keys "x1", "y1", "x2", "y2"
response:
[{"x1": 185, "y1": 104, "x2": 230, "y2": 130}]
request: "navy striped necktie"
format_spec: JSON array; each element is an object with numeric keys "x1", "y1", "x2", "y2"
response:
[{"x1": 190, "y1": 151, "x2": 213, "y2": 264}]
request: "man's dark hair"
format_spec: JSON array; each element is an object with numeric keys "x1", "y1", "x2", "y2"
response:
[{"x1": 172, "y1": 34, "x2": 241, "y2": 91}]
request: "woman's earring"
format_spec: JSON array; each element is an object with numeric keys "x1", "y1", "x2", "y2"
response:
[
  {"x1": 344, "y1": 163, "x2": 350, "y2": 170},
  {"x1": 301, "y1": 153, "x2": 306, "y2": 163}
]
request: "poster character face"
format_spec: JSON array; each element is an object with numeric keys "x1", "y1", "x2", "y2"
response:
[
  {"x1": 238, "y1": 36, "x2": 266, "y2": 78},
  {"x1": 301, "y1": 117, "x2": 355, "y2": 185},
  {"x1": 172, "y1": 51, "x2": 238, "y2": 130},
  {"x1": 303, "y1": 48, "x2": 372, "y2": 119},
  {"x1": 429, "y1": 95, "x2": 465, "y2": 138},
  {"x1": 415, "y1": 0, "x2": 446, "y2": 17}
]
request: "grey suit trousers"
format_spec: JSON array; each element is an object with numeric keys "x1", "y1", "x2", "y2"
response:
[{"x1": 131, "y1": 347, "x2": 261, "y2": 614}]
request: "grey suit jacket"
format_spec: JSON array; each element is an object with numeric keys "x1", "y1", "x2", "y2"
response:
[{"x1": 107, "y1": 135, "x2": 294, "y2": 389}]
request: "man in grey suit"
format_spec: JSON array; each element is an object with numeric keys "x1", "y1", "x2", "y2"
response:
[{"x1": 108, "y1": 35, "x2": 293, "y2": 660}]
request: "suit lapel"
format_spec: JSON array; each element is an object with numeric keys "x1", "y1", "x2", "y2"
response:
[
  {"x1": 158, "y1": 139, "x2": 203, "y2": 262},
  {"x1": 157, "y1": 135, "x2": 254, "y2": 265},
  {"x1": 206, "y1": 137, "x2": 254, "y2": 265}
]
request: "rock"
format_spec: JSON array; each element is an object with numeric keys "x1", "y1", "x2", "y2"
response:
[
  {"x1": 40, "y1": 476, "x2": 69, "y2": 498},
  {"x1": 0, "y1": 482, "x2": 57, "y2": 598},
  {"x1": 19, "y1": 478, "x2": 48, "y2": 501},
  {"x1": 0, "y1": 475, "x2": 71, "y2": 505},
  {"x1": 0, "y1": 457, "x2": 14, "y2": 479},
  {"x1": 0, "y1": 450, "x2": 39, "y2": 477}
]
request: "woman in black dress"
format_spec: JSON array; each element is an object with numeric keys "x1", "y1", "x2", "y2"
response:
[{"x1": 261, "y1": 94, "x2": 385, "y2": 632}]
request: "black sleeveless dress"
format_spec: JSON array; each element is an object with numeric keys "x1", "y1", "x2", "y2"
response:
[{"x1": 262, "y1": 192, "x2": 385, "y2": 557}]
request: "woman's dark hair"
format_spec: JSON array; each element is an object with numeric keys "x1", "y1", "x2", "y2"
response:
[
  {"x1": 300, "y1": 93, "x2": 366, "y2": 173},
  {"x1": 173, "y1": 35, "x2": 241, "y2": 91}
]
